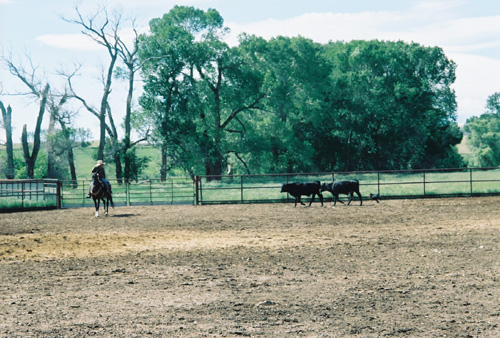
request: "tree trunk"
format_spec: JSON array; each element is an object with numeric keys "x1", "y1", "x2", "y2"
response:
[
  {"x1": 47, "y1": 94, "x2": 67, "y2": 179},
  {"x1": 59, "y1": 123, "x2": 78, "y2": 188},
  {"x1": 0, "y1": 102, "x2": 15, "y2": 179},
  {"x1": 47, "y1": 103, "x2": 57, "y2": 178},
  {"x1": 21, "y1": 84, "x2": 49, "y2": 179},
  {"x1": 97, "y1": 53, "x2": 118, "y2": 161},
  {"x1": 67, "y1": 143, "x2": 78, "y2": 189},
  {"x1": 123, "y1": 66, "x2": 134, "y2": 181},
  {"x1": 114, "y1": 150, "x2": 122, "y2": 184},
  {"x1": 22, "y1": 125, "x2": 35, "y2": 179}
]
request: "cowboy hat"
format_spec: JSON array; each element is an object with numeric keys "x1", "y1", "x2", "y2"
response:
[{"x1": 96, "y1": 160, "x2": 105, "y2": 165}]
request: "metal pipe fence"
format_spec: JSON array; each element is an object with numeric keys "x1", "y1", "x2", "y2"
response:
[
  {"x1": 2, "y1": 167, "x2": 500, "y2": 211},
  {"x1": 0, "y1": 179, "x2": 60, "y2": 212},
  {"x1": 59, "y1": 177, "x2": 195, "y2": 208},
  {"x1": 196, "y1": 167, "x2": 500, "y2": 205}
]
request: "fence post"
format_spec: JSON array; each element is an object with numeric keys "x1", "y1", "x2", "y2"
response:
[
  {"x1": 240, "y1": 176, "x2": 244, "y2": 203},
  {"x1": 57, "y1": 180, "x2": 62, "y2": 209},
  {"x1": 171, "y1": 179, "x2": 174, "y2": 204},
  {"x1": 21, "y1": 181, "x2": 25, "y2": 209},
  {"x1": 195, "y1": 176, "x2": 200, "y2": 205},
  {"x1": 470, "y1": 168, "x2": 473, "y2": 196},
  {"x1": 423, "y1": 171, "x2": 426, "y2": 196},
  {"x1": 377, "y1": 172, "x2": 380, "y2": 195},
  {"x1": 126, "y1": 180, "x2": 130, "y2": 207},
  {"x1": 149, "y1": 179, "x2": 153, "y2": 205}
]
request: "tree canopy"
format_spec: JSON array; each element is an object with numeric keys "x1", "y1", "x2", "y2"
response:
[
  {"x1": 1, "y1": 5, "x2": 467, "y2": 180},
  {"x1": 464, "y1": 93, "x2": 500, "y2": 167},
  {"x1": 137, "y1": 6, "x2": 463, "y2": 176}
]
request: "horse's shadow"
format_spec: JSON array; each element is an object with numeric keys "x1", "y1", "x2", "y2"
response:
[{"x1": 110, "y1": 213, "x2": 136, "y2": 218}]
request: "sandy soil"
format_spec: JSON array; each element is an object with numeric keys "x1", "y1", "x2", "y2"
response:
[{"x1": 1, "y1": 197, "x2": 500, "y2": 337}]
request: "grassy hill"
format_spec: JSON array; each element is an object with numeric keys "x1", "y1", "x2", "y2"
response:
[
  {"x1": 1, "y1": 136, "x2": 475, "y2": 180},
  {"x1": 71, "y1": 143, "x2": 164, "y2": 180},
  {"x1": 2, "y1": 142, "x2": 164, "y2": 180}
]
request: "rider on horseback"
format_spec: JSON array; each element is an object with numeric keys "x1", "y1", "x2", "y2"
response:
[{"x1": 86, "y1": 160, "x2": 112, "y2": 198}]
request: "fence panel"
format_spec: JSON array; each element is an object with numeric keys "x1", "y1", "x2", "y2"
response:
[
  {"x1": 4, "y1": 167, "x2": 500, "y2": 211},
  {"x1": 0, "y1": 179, "x2": 60, "y2": 212},
  {"x1": 197, "y1": 168, "x2": 500, "y2": 205},
  {"x1": 470, "y1": 168, "x2": 500, "y2": 195},
  {"x1": 60, "y1": 178, "x2": 195, "y2": 208}
]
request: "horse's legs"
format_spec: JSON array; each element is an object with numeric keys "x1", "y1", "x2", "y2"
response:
[
  {"x1": 94, "y1": 198, "x2": 100, "y2": 217},
  {"x1": 104, "y1": 198, "x2": 109, "y2": 216}
]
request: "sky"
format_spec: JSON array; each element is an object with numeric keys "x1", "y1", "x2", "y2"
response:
[{"x1": 1, "y1": 0, "x2": 499, "y2": 143}]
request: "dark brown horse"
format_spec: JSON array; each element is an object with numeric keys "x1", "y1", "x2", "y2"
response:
[{"x1": 90, "y1": 172, "x2": 114, "y2": 217}]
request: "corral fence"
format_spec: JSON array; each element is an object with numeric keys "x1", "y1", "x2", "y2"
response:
[
  {"x1": 2, "y1": 167, "x2": 500, "y2": 211},
  {"x1": 196, "y1": 167, "x2": 500, "y2": 205},
  {"x1": 59, "y1": 177, "x2": 195, "y2": 208},
  {"x1": 0, "y1": 179, "x2": 60, "y2": 212}
]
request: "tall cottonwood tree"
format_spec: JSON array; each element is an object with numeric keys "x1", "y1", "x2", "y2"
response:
[
  {"x1": 234, "y1": 34, "x2": 331, "y2": 173},
  {"x1": 64, "y1": 6, "x2": 121, "y2": 168},
  {"x1": 317, "y1": 40, "x2": 463, "y2": 171},
  {"x1": 3, "y1": 55, "x2": 51, "y2": 178},
  {"x1": 139, "y1": 6, "x2": 266, "y2": 178},
  {"x1": 115, "y1": 20, "x2": 149, "y2": 181},
  {"x1": 3, "y1": 52, "x2": 82, "y2": 179},
  {"x1": 66, "y1": 6, "x2": 149, "y2": 182},
  {"x1": 46, "y1": 92, "x2": 68, "y2": 178}
]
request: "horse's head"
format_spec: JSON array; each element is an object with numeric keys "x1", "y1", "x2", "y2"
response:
[{"x1": 91, "y1": 172, "x2": 101, "y2": 185}]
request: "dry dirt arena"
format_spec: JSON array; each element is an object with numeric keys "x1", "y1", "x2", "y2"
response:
[{"x1": 2, "y1": 197, "x2": 500, "y2": 338}]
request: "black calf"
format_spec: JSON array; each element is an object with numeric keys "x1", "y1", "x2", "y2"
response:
[
  {"x1": 321, "y1": 180, "x2": 362, "y2": 206},
  {"x1": 281, "y1": 181, "x2": 324, "y2": 207}
]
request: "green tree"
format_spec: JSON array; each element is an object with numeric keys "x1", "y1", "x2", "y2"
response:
[
  {"x1": 138, "y1": 9, "x2": 463, "y2": 176},
  {"x1": 138, "y1": 6, "x2": 265, "y2": 178},
  {"x1": 319, "y1": 40, "x2": 462, "y2": 171},
  {"x1": 464, "y1": 92, "x2": 500, "y2": 167},
  {"x1": 234, "y1": 35, "x2": 330, "y2": 173}
]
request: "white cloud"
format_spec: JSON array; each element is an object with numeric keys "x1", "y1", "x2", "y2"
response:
[
  {"x1": 450, "y1": 53, "x2": 500, "y2": 123},
  {"x1": 226, "y1": 8, "x2": 500, "y2": 52},
  {"x1": 36, "y1": 33, "x2": 102, "y2": 51},
  {"x1": 226, "y1": 11, "x2": 405, "y2": 46}
]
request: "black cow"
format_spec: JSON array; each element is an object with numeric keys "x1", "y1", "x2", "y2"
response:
[
  {"x1": 321, "y1": 180, "x2": 362, "y2": 206},
  {"x1": 281, "y1": 181, "x2": 324, "y2": 207}
]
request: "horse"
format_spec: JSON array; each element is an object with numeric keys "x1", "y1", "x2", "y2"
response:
[{"x1": 90, "y1": 172, "x2": 114, "y2": 217}]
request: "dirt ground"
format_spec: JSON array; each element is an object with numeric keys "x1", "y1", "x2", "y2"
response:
[{"x1": 1, "y1": 197, "x2": 500, "y2": 337}]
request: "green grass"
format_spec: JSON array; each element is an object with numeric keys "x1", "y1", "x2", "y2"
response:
[
  {"x1": 0, "y1": 197, "x2": 57, "y2": 210},
  {"x1": 4, "y1": 142, "x2": 163, "y2": 180},
  {"x1": 2, "y1": 132, "x2": 474, "y2": 181},
  {"x1": 71, "y1": 143, "x2": 163, "y2": 180}
]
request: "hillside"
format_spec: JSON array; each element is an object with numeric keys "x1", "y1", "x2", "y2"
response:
[{"x1": 1, "y1": 137, "x2": 475, "y2": 180}]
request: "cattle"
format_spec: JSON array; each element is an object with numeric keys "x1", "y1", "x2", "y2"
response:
[
  {"x1": 280, "y1": 181, "x2": 324, "y2": 207},
  {"x1": 321, "y1": 180, "x2": 362, "y2": 206}
]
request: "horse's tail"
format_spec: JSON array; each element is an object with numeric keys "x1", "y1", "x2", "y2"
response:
[{"x1": 109, "y1": 193, "x2": 114, "y2": 208}]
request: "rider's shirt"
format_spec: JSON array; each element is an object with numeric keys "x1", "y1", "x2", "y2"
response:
[{"x1": 92, "y1": 165, "x2": 106, "y2": 178}]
